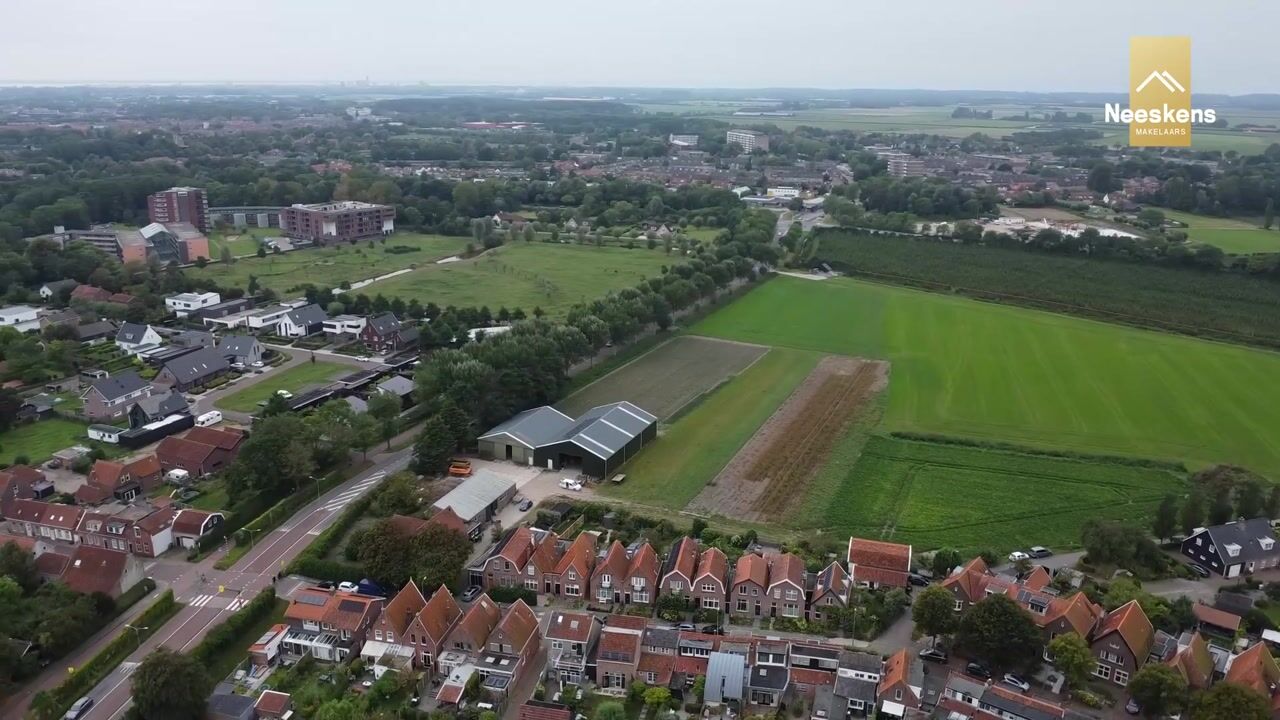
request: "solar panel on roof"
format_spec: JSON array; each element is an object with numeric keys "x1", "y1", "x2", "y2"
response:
[{"x1": 338, "y1": 599, "x2": 364, "y2": 612}]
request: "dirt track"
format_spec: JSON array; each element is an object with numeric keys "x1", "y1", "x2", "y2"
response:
[{"x1": 687, "y1": 355, "x2": 889, "y2": 523}]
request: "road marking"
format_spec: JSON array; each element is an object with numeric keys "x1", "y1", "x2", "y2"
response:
[
  {"x1": 226, "y1": 598, "x2": 246, "y2": 612},
  {"x1": 189, "y1": 594, "x2": 214, "y2": 608},
  {"x1": 120, "y1": 662, "x2": 138, "y2": 677}
]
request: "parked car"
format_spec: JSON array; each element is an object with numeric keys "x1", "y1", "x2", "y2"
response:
[
  {"x1": 918, "y1": 647, "x2": 948, "y2": 663},
  {"x1": 460, "y1": 586, "x2": 482, "y2": 602},
  {"x1": 518, "y1": 499, "x2": 534, "y2": 512},
  {"x1": 676, "y1": 622, "x2": 697, "y2": 632},
  {"x1": 64, "y1": 696, "x2": 95, "y2": 720},
  {"x1": 1007, "y1": 551, "x2": 1030, "y2": 563},
  {"x1": 1124, "y1": 698, "x2": 1142, "y2": 715},
  {"x1": 1188, "y1": 562, "x2": 1211, "y2": 578},
  {"x1": 275, "y1": 389, "x2": 293, "y2": 399},
  {"x1": 251, "y1": 361, "x2": 264, "y2": 368},
  {"x1": 468, "y1": 526, "x2": 483, "y2": 542},
  {"x1": 337, "y1": 581, "x2": 359, "y2": 593},
  {"x1": 965, "y1": 662, "x2": 992, "y2": 679},
  {"x1": 317, "y1": 580, "x2": 335, "y2": 590},
  {"x1": 909, "y1": 573, "x2": 931, "y2": 587},
  {"x1": 559, "y1": 478, "x2": 584, "y2": 491},
  {"x1": 700, "y1": 625, "x2": 724, "y2": 635},
  {"x1": 1002, "y1": 673, "x2": 1031, "y2": 693},
  {"x1": 45, "y1": 458, "x2": 62, "y2": 469},
  {"x1": 1028, "y1": 546, "x2": 1053, "y2": 558}
]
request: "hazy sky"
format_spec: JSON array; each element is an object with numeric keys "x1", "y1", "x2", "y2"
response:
[{"x1": 2, "y1": 0, "x2": 1277, "y2": 93}]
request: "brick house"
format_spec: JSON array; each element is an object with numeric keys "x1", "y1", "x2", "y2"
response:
[
  {"x1": 481, "y1": 527, "x2": 561, "y2": 594},
  {"x1": 1089, "y1": 599, "x2": 1154, "y2": 687},
  {"x1": 660, "y1": 536, "x2": 700, "y2": 600},
  {"x1": 77, "y1": 505, "x2": 175, "y2": 557},
  {"x1": 591, "y1": 540, "x2": 631, "y2": 605},
  {"x1": 847, "y1": 537, "x2": 912, "y2": 589},
  {"x1": 5, "y1": 500, "x2": 82, "y2": 544},
  {"x1": 156, "y1": 435, "x2": 227, "y2": 478},
  {"x1": 595, "y1": 614, "x2": 646, "y2": 691},
  {"x1": 282, "y1": 586, "x2": 384, "y2": 663},
  {"x1": 623, "y1": 542, "x2": 659, "y2": 605},
  {"x1": 0, "y1": 465, "x2": 45, "y2": 516},
  {"x1": 369, "y1": 582, "x2": 462, "y2": 671},
  {"x1": 182, "y1": 426, "x2": 246, "y2": 468},
  {"x1": 877, "y1": 649, "x2": 922, "y2": 713},
  {"x1": 445, "y1": 593, "x2": 503, "y2": 655},
  {"x1": 766, "y1": 553, "x2": 807, "y2": 619},
  {"x1": 360, "y1": 313, "x2": 420, "y2": 354},
  {"x1": 546, "y1": 532, "x2": 597, "y2": 600},
  {"x1": 732, "y1": 552, "x2": 769, "y2": 618},
  {"x1": 809, "y1": 561, "x2": 850, "y2": 623},
  {"x1": 691, "y1": 547, "x2": 728, "y2": 611},
  {"x1": 58, "y1": 545, "x2": 146, "y2": 598},
  {"x1": 81, "y1": 371, "x2": 152, "y2": 422},
  {"x1": 74, "y1": 456, "x2": 164, "y2": 505},
  {"x1": 482, "y1": 600, "x2": 542, "y2": 684}
]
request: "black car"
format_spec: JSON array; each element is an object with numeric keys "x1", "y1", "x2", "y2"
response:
[
  {"x1": 700, "y1": 625, "x2": 724, "y2": 635},
  {"x1": 909, "y1": 573, "x2": 931, "y2": 587},
  {"x1": 1188, "y1": 562, "x2": 1211, "y2": 578},
  {"x1": 317, "y1": 580, "x2": 335, "y2": 590},
  {"x1": 918, "y1": 647, "x2": 948, "y2": 663},
  {"x1": 965, "y1": 662, "x2": 992, "y2": 679}
]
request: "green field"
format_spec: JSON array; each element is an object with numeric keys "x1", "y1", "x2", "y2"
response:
[
  {"x1": 1155, "y1": 207, "x2": 1280, "y2": 254},
  {"x1": 823, "y1": 436, "x2": 1186, "y2": 552},
  {"x1": 0, "y1": 418, "x2": 96, "y2": 465},
  {"x1": 215, "y1": 361, "x2": 349, "y2": 413},
  {"x1": 600, "y1": 347, "x2": 818, "y2": 509},
  {"x1": 206, "y1": 227, "x2": 279, "y2": 258},
  {"x1": 189, "y1": 233, "x2": 469, "y2": 293},
  {"x1": 694, "y1": 276, "x2": 1280, "y2": 479},
  {"x1": 367, "y1": 243, "x2": 674, "y2": 316}
]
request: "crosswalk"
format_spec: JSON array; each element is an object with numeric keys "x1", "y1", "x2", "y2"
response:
[
  {"x1": 319, "y1": 471, "x2": 386, "y2": 513},
  {"x1": 186, "y1": 592, "x2": 250, "y2": 611},
  {"x1": 120, "y1": 661, "x2": 138, "y2": 677}
]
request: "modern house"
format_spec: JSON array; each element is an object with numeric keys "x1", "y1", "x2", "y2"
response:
[
  {"x1": 281, "y1": 201, "x2": 395, "y2": 245},
  {"x1": 1182, "y1": 518, "x2": 1280, "y2": 578},
  {"x1": 545, "y1": 611, "x2": 600, "y2": 686},
  {"x1": 127, "y1": 391, "x2": 189, "y2": 428},
  {"x1": 165, "y1": 292, "x2": 221, "y2": 317},
  {"x1": 114, "y1": 323, "x2": 163, "y2": 356},
  {"x1": 0, "y1": 305, "x2": 41, "y2": 333},
  {"x1": 278, "y1": 304, "x2": 327, "y2": 338},
  {"x1": 477, "y1": 402, "x2": 658, "y2": 478},
  {"x1": 323, "y1": 314, "x2": 368, "y2": 342},
  {"x1": 154, "y1": 347, "x2": 230, "y2": 391},
  {"x1": 217, "y1": 335, "x2": 264, "y2": 367},
  {"x1": 81, "y1": 371, "x2": 153, "y2": 422}
]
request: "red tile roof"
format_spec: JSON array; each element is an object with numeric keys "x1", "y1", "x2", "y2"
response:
[
  {"x1": 547, "y1": 611, "x2": 595, "y2": 643},
  {"x1": 768, "y1": 553, "x2": 805, "y2": 591},
  {"x1": 428, "y1": 506, "x2": 467, "y2": 535},
  {"x1": 386, "y1": 514, "x2": 429, "y2": 537},
  {"x1": 519, "y1": 701, "x2": 572, "y2": 720},
  {"x1": 790, "y1": 667, "x2": 837, "y2": 687},
  {"x1": 454, "y1": 593, "x2": 502, "y2": 646},
  {"x1": 734, "y1": 552, "x2": 769, "y2": 588},
  {"x1": 322, "y1": 592, "x2": 381, "y2": 632},
  {"x1": 254, "y1": 690, "x2": 292, "y2": 717},
  {"x1": 184, "y1": 425, "x2": 245, "y2": 451},
  {"x1": 695, "y1": 547, "x2": 728, "y2": 587},
  {"x1": 1193, "y1": 602, "x2": 1242, "y2": 632},
  {"x1": 172, "y1": 508, "x2": 219, "y2": 536},
  {"x1": 496, "y1": 600, "x2": 540, "y2": 656},
  {"x1": 10, "y1": 500, "x2": 83, "y2": 529},
  {"x1": 35, "y1": 551, "x2": 70, "y2": 578},
  {"x1": 593, "y1": 540, "x2": 630, "y2": 587},
  {"x1": 626, "y1": 542, "x2": 658, "y2": 582},
  {"x1": 553, "y1": 532, "x2": 597, "y2": 579},
  {"x1": 664, "y1": 536, "x2": 699, "y2": 583},
  {"x1": 73, "y1": 484, "x2": 113, "y2": 505},
  {"x1": 382, "y1": 581, "x2": 428, "y2": 635},
  {"x1": 638, "y1": 652, "x2": 675, "y2": 686},
  {"x1": 599, "y1": 630, "x2": 640, "y2": 662},
  {"x1": 879, "y1": 649, "x2": 918, "y2": 703},
  {"x1": 603, "y1": 614, "x2": 648, "y2": 632},
  {"x1": 1166, "y1": 633, "x2": 1214, "y2": 690},
  {"x1": 984, "y1": 685, "x2": 1065, "y2": 719},
  {"x1": 1021, "y1": 565, "x2": 1052, "y2": 591},
  {"x1": 0, "y1": 533, "x2": 35, "y2": 552},
  {"x1": 1042, "y1": 592, "x2": 1103, "y2": 637},
  {"x1": 1226, "y1": 642, "x2": 1280, "y2": 696},
  {"x1": 417, "y1": 585, "x2": 463, "y2": 644},
  {"x1": 88, "y1": 460, "x2": 127, "y2": 489},
  {"x1": 1094, "y1": 600, "x2": 1155, "y2": 660},
  {"x1": 136, "y1": 507, "x2": 176, "y2": 534},
  {"x1": 60, "y1": 545, "x2": 130, "y2": 596},
  {"x1": 497, "y1": 527, "x2": 535, "y2": 567},
  {"x1": 848, "y1": 537, "x2": 912, "y2": 572},
  {"x1": 156, "y1": 436, "x2": 215, "y2": 469}
]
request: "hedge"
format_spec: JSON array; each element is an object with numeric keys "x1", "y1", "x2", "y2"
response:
[
  {"x1": 285, "y1": 485, "x2": 378, "y2": 580},
  {"x1": 487, "y1": 586, "x2": 538, "y2": 605},
  {"x1": 29, "y1": 590, "x2": 180, "y2": 720},
  {"x1": 189, "y1": 588, "x2": 277, "y2": 665}
]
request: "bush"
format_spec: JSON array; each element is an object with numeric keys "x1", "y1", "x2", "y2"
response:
[
  {"x1": 487, "y1": 586, "x2": 538, "y2": 605},
  {"x1": 1071, "y1": 690, "x2": 1105, "y2": 709},
  {"x1": 189, "y1": 588, "x2": 278, "y2": 665}
]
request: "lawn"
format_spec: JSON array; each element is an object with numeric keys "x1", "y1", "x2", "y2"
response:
[
  {"x1": 367, "y1": 242, "x2": 674, "y2": 317},
  {"x1": 557, "y1": 335, "x2": 767, "y2": 420},
  {"x1": 188, "y1": 232, "x2": 469, "y2": 293},
  {"x1": 0, "y1": 418, "x2": 97, "y2": 465},
  {"x1": 822, "y1": 435, "x2": 1186, "y2": 553},
  {"x1": 214, "y1": 361, "x2": 348, "y2": 413},
  {"x1": 694, "y1": 276, "x2": 1280, "y2": 479},
  {"x1": 207, "y1": 227, "x2": 278, "y2": 258},
  {"x1": 1155, "y1": 207, "x2": 1280, "y2": 254},
  {"x1": 599, "y1": 347, "x2": 818, "y2": 509}
]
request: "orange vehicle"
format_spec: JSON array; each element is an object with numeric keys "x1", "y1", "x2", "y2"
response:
[{"x1": 448, "y1": 459, "x2": 473, "y2": 477}]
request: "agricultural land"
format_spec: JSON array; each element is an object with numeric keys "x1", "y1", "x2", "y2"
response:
[{"x1": 1155, "y1": 207, "x2": 1280, "y2": 254}]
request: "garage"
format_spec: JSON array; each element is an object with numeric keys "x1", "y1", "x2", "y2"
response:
[{"x1": 478, "y1": 401, "x2": 658, "y2": 478}]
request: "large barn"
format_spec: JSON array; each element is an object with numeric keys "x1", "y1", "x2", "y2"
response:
[{"x1": 478, "y1": 401, "x2": 658, "y2": 478}]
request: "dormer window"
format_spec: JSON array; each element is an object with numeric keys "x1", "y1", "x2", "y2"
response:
[
  {"x1": 1261, "y1": 537, "x2": 1275, "y2": 552},
  {"x1": 1225, "y1": 543, "x2": 1242, "y2": 558}
]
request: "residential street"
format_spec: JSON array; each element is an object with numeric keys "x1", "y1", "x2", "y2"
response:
[{"x1": 64, "y1": 445, "x2": 411, "y2": 720}]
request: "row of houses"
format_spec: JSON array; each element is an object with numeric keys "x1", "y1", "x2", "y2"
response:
[
  {"x1": 0, "y1": 533, "x2": 147, "y2": 599},
  {"x1": 473, "y1": 531, "x2": 914, "y2": 621},
  {"x1": 191, "y1": 299, "x2": 419, "y2": 354},
  {"x1": 3, "y1": 498, "x2": 223, "y2": 561}
]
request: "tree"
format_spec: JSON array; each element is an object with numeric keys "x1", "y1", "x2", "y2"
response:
[
  {"x1": 412, "y1": 414, "x2": 455, "y2": 475},
  {"x1": 1087, "y1": 162, "x2": 1117, "y2": 193},
  {"x1": 643, "y1": 686, "x2": 672, "y2": 714},
  {"x1": 955, "y1": 594, "x2": 1042, "y2": 673},
  {"x1": 1046, "y1": 632, "x2": 1094, "y2": 689},
  {"x1": 132, "y1": 648, "x2": 210, "y2": 720},
  {"x1": 367, "y1": 391, "x2": 402, "y2": 449},
  {"x1": 930, "y1": 548, "x2": 963, "y2": 578},
  {"x1": 313, "y1": 699, "x2": 362, "y2": 720},
  {"x1": 415, "y1": 525, "x2": 473, "y2": 592},
  {"x1": 1128, "y1": 663, "x2": 1188, "y2": 718},
  {"x1": 1266, "y1": 485, "x2": 1280, "y2": 519},
  {"x1": 0, "y1": 540, "x2": 40, "y2": 591},
  {"x1": 1180, "y1": 491, "x2": 1205, "y2": 536},
  {"x1": 355, "y1": 520, "x2": 415, "y2": 587},
  {"x1": 1266, "y1": 198, "x2": 1275, "y2": 230},
  {"x1": 219, "y1": 245, "x2": 234, "y2": 264},
  {"x1": 1188, "y1": 682, "x2": 1270, "y2": 720},
  {"x1": 912, "y1": 585, "x2": 957, "y2": 644},
  {"x1": 1153, "y1": 495, "x2": 1178, "y2": 542},
  {"x1": 1209, "y1": 487, "x2": 1235, "y2": 525},
  {"x1": 596, "y1": 701, "x2": 628, "y2": 720},
  {"x1": 1238, "y1": 480, "x2": 1266, "y2": 519}
]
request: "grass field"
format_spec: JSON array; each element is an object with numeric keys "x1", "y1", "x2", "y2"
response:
[
  {"x1": 215, "y1": 361, "x2": 348, "y2": 413},
  {"x1": 367, "y1": 243, "x2": 674, "y2": 316},
  {"x1": 694, "y1": 276, "x2": 1280, "y2": 479},
  {"x1": 189, "y1": 233, "x2": 469, "y2": 293},
  {"x1": 822, "y1": 436, "x2": 1186, "y2": 552},
  {"x1": 600, "y1": 348, "x2": 818, "y2": 509},
  {"x1": 557, "y1": 335, "x2": 767, "y2": 420},
  {"x1": 206, "y1": 227, "x2": 278, "y2": 257},
  {"x1": 0, "y1": 418, "x2": 96, "y2": 465},
  {"x1": 1155, "y1": 207, "x2": 1280, "y2": 254}
]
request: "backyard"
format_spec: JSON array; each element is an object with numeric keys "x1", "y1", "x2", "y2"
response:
[
  {"x1": 0, "y1": 418, "x2": 98, "y2": 466},
  {"x1": 214, "y1": 361, "x2": 349, "y2": 413}
]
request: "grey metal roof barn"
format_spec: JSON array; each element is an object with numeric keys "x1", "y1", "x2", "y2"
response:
[
  {"x1": 478, "y1": 401, "x2": 658, "y2": 478},
  {"x1": 431, "y1": 468, "x2": 517, "y2": 525},
  {"x1": 705, "y1": 651, "x2": 745, "y2": 703}
]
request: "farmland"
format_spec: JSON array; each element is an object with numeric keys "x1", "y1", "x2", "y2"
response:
[
  {"x1": 367, "y1": 243, "x2": 674, "y2": 317},
  {"x1": 599, "y1": 347, "x2": 818, "y2": 510},
  {"x1": 1156, "y1": 207, "x2": 1280, "y2": 254},
  {"x1": 813, "y1": 231, "x2": 1280, "y2": 348},
  {"x1": 215, "y1": 361, "x2": 349, "y2": 413},
  {"x1": 188, "y1": 233, "x2": 469, "y2": 293},
  {"x1": 820, "y1": 436, "x2": 1185, "y2": 553},
  {"x1": 694, "y1": 276, "x2": 1280, "y2": 479},
  {"x1": 557, "y1": 335, "x2": 767, "y2": 420}
]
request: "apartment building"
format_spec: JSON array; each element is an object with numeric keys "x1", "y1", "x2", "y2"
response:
[
  {"x1": 148, "y1": 186, "x2": 210, "y2": 232},
  {"x1": 727, "y1": 129, "x2": 770, "y2": 152},
  {"x1": 281, "y1": 201, "x2": 395, "y2": 245}
]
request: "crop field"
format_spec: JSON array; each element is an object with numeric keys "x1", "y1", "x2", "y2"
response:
[
  {"x1": 1155, "y1": 207, "x2": 1280, "y2": 254},
  {"x1": 188, "y1": 233, "x2": 469, "y2": 293},
  {"x1": 688, "y1": 356, "x2": 888, "y2": 523},
  {"x1": 822, "y1": 436, "x2": 1186, "y2": 552},
  {"x1": 368, "y1": 243, "x2": 674, "y2": 317},
  {"x1": 215, "y1": 361, "x2": 349, "y2": 413},
  {"x1": 694, "y1": 276, "x2": 1280, "y2": 479},
  {"x1": 557, "y1": 335, "x2": 768, "y2": 420},
  {"x1": 600, "y1": 348, "x2": 819, "y2": 510}
]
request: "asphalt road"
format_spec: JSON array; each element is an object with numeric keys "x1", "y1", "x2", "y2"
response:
[{"x1": 78, "y1": 447, "x2": 411, "y2": 720}]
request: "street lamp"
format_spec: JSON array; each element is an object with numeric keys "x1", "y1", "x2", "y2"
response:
[
  {"x1": 311, "y1": 474, "x2": 319, "y2": 500},
  {"x1": 125, "y1": 624, "x2": 148, "y2": 648}
]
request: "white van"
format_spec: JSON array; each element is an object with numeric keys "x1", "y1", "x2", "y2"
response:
[
  {"x1": 195, "y1": 410, "x2": 222, "y2": 427},
  {"x1": 165, "y1": 468, "x2": 191, "y2": 485},
  {"x1": 559, "y1": 478, "x2": 583, "y2": 491}
]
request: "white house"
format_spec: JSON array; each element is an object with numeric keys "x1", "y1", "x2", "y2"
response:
[
  {"x1": 0, "y1": 305, "x2": 41, "y2": 333},
  {"x1": 245, "y1": 305, "x2": 293, "y2": 332},
  {"x1": 114, "y1": 323, "x2": 163, "y2": 356},
  {"x1": 165, "y1": 292, "x2": 221, "y2": 317},
  {"x1": 277, "y1": 304, "x2": 327, "y2": 338},
  {"x1": 323, "y1": 314, "x2": 367, "y2": 339}
]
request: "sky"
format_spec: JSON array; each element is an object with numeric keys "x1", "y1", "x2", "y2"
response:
[{"x1": 2, "y1": 0, "x2": 1277, "y2": 94}]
